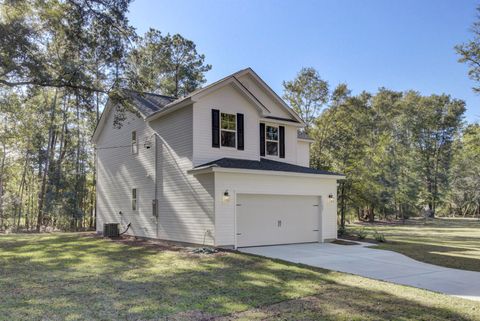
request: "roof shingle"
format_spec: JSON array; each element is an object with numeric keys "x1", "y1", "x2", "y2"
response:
[
  {"x1": 127, "y1": 91, "x2": 176, "y2": 117},
  {"x1": 195, "y1": 157, "x2": 342, "y2": 176}
]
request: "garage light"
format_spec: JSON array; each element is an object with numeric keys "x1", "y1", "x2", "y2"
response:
[
  {"x1": 223, "y1": 190, "x2": 231, "y2": 203},
  {"x1": 328, "y1": 194, "x2": 335, "y2": 203}
]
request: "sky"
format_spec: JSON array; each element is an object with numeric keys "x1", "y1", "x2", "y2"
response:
[{"x1": 128, "y1": 0, "x2": 480, "y2": 123}]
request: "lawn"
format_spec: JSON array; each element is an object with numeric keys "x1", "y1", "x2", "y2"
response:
[
  {"x1": 0, "y1": 233, "x2": 479, "y2": 320},
  {"x1": 346, "y1": 218, "x2": 480, "y2": 272}
]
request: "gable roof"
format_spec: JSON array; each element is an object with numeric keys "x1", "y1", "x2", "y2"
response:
[
  {"x1": 192, "y1": 157, "x2": 343, "y2": 177},
  {"x1": 93, "y1": 68, "x2": 306, "y2": 143},
  {"x1": 235, "y1": 68, "x2": 304, "y2": 124},
  {"x1": 92, "y1": 90, "x2": 175, "y2": 142},
  {"x1": 145, "y1": 68, "x2": 305, "y2": 125}
]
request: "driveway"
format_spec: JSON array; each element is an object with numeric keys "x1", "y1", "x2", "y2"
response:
[{"x1": 239, "y1": 242, "x2": 480, "y2": 301}]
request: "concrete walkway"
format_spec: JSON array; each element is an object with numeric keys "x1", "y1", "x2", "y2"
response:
[{"x1": 239, "y1": 242, "x2": 480, "y2": 301}]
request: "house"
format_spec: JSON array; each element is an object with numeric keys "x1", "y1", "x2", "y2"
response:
[{"x1": 92, "y1": 68, "x2": 344, "y2": 248}]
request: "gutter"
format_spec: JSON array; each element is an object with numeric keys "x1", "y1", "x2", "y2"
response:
[{"x1": 187, "y1": 166, "x2": 346, "y2": 179}]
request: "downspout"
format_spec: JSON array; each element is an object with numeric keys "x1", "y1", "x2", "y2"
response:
[{"x1": 154, "y1": 133, "x2": 159, "y2": 238}]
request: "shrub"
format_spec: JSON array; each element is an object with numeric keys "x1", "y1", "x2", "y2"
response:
[
  {"x1": 357, "y1": 228, "x2": 368, "y2": 239},
  {"x1": 373, "y1": 231, "x2": 386, "y2": 242},
  {"x1": 338, "y1": 226, "x2": 347, "y2": 236}
]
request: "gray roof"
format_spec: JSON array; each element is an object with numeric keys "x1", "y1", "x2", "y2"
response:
[
  {"x1": 265, "y1": 115, "x2": 300, "y2": 123},
  {"x1": 127, "y1": 91, "x2": 176, "y2": 117},
  {"x1": 297, "y1": 131, "x2": 313, "y2": 140},
  {"x1": 195, "y1": 157, "x2": 342, "y2": 176}
]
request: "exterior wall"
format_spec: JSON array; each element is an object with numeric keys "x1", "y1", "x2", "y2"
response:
[
  {"x1": 96, "y1": 107, "x2": 157, "y2": 238},
  {"x1": 149, "y1": 106, "x2": 215, "y2": 245},
  {"x1": 213, "y1": 171, "x2": 338, "y2": 247},
  {"x1": 296, "y1": 141, "x2": 311, "y2": 167},
  {"x1": 96, "y1": 105, "x2": 215, "y2": 245},
  {"x1": 192, "y1": 83, "x2": 301, "y2": 167},
  {"x1": 96, "y1": 71, "x2": 323, "y2": 246},
  {"x1": 236, "y1": 73, "x2": 291, "y2": 119}
]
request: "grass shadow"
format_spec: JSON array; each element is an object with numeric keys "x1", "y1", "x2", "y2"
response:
[{"x1": 0, "y1": 233, "x2": 479, "y2": 321}]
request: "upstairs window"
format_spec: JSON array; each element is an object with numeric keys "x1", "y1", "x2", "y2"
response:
[
  {"x1": 131, "y1": 131, "x2": 138, "y2": 154},
  {"x1": 266, "y1": 125, "x2": 279, "y2": 156},
  {"x1": 221, "y1": 113, "x2": 236, "y2": 148},
  {"x1": 132, "y1": 188, "x2": 137, "y2": 211}
]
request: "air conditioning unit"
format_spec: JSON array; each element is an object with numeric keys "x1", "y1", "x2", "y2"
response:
[{"x1": 103, "y1": 223, "x2": 120, "y2": 238}]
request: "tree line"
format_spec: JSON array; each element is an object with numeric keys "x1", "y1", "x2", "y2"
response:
[
  {"x1": 0, "y1": 0, "x2": 210, "y2": 231},
  {"x1": 0, "y1": 0, "x2": 479, "y2": 232},
  {"x1": 283, "y1": 68, "x2": 478, "y2": 225}
]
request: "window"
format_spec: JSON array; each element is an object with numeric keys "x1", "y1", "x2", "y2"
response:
[
  {"x1": 131, "y1": 131, "x2": 138, "y2": 154},
  {"x1": 132, "y1": 188, "x2": 137, "y2": 211},
  {"x1": 221, "y1": 113, "x2": 236, "y2": 147},
  {"x1": 265, "y1": 125, "x2": 279, "y2": 156}
]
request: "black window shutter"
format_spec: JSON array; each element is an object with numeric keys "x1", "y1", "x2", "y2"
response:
[
  {"x1": 279, "y1": 126, "x2": 285, "y2": 158},
  {"x1": 259, "y1": 123, "x2": 265, "y2": 156},
  {"x1": 212, "y1": 109, "x2": 220, "y2": 148},
  {"x1": 237, "y1": 113, "x2": 244, "y2": 150}
]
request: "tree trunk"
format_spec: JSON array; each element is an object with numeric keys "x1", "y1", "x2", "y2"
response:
[
  {"x1": 16, "y1": 152, "x2": 29, "y2": 230},
  {"x1": 0, "y1": 142, "x2": 6, "y2": 230},
  {"x1": 37, "y1": 90, "x2": 58, "y2": 232}
]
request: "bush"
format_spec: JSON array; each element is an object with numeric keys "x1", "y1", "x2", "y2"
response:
[
  {"x1": 338, "y1": 226, "x2": 347, "y2": 236},
  {"x1": 373, "y1": 231, "x2": 386, "y2": 242},
  {"x1": 357, "y1": 228, "x2": 368, "y2": 239}
]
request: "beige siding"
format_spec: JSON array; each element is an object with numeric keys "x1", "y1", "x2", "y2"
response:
[
  {"x1": 296, "y1": 141, "x2": 311, "y2": 167},
  {"x1": 96, "y1": 70, "x2": 330, "y2": 247},
  {"x1": 149, "y1": 106, "x2": 215, "y2": 245},
  {"x1": 236, "y1": 73, "x2": 292, "y2": 119},
  {"x1": 96, "y1": 106, "x2": 157, "y2": 238},
  {"x1": 214, "y1": 171, "x2": 338, "y2": 247},
  {"x1": 193, "y1": 84, "x2": 261, "y2": 166},
  {"x1": 96, "y1": 104, "x2": 214, "y2": 245},
  {"x1": 192, "y1": 83, "x2": 301, "y2": 166}
]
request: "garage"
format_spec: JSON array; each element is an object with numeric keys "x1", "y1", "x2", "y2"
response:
[{"x1": 236, "y1": 194, "x2": 321, "y2": 247}]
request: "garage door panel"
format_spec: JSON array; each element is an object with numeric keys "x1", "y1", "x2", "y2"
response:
[{"x1": 236, "y1": 194, "x2": 320, "y2": 247}]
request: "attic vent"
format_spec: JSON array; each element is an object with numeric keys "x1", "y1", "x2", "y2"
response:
[{"x1": 103, "y1": 223, "x2": 120, "y2": 238}]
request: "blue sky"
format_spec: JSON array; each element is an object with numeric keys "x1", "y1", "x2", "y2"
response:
[{"x1": 128, "y1": 0, "x2": 480, "y2": 122}]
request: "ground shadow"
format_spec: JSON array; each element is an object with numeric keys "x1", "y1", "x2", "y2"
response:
[{"x1": 0, "y1": 233, "x2": 479, "y2": 321}]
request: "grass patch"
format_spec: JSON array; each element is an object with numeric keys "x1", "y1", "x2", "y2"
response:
[
  {"x1": 0, "y1": 232, "x2": 479, "y2": 320},
  {"x1": 347, "y1": 218, "x2": 480, "y2": 272}
]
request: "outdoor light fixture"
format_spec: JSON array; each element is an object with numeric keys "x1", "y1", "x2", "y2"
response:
[
  {"x1": 328, "y1": 193, "x2": 335, "y2": 203},
  {"x1": 223, "y1": 190, "x2": 231, "y2": 203},
  {"x1": 144, "y1": 138, "x2": 152, "y2": 149}
]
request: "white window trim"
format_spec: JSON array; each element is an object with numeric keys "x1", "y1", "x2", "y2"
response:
[
  {"x1": 265, "y1": 124, "x2": 279, "y2": 158},
  {"x1": 132, "y1": 188, "x2": 138, "y2": 211},
  {"x1": 220, "y1": 112, "x2": 237, "y2": 149},
  {"x1": 131, "y1": 130, "x2": 138, "y2": 155}
]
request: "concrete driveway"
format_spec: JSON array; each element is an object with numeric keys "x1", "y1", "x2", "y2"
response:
[{"x1": 239, "y1": 242, "x2": 480, "y2": 301}]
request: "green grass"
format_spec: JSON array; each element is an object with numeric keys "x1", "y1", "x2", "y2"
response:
[
  {"x1": 0, "y1": 233, "x2": 479, "y2": 320},
  {"x1": 347, "y1": 218, "x2": 480, "y2": 272}
]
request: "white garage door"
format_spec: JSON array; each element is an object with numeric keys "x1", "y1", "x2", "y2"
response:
[{"x1": 236, "y1": 194, "x2": 321, "y2": 247}]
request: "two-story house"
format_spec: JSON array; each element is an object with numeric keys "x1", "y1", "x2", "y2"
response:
[{"x1": 92, "y1": 68, "x2": 344, "y2": 248}]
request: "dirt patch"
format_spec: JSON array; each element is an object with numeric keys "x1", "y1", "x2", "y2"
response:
[
  {"x1": 354, "y1": 219, "x2": 410, "y2": 226},
  {"x1": 109, "y1": 235, "x2": 187, "y2": 251},
  {"x1": 340, "y1": 234, "x2": 380, "y2": 244},
  {"x1": 168, "y1": 310, "x2": 218, "y2": 321},
  {"x1": 216, "y1": 295, "x2": 325, "y2": 321},
  {"x1": 86, "y1": 233, "x2": 229, "y2": 257},
  {"x1": 332, "y1": 239, "x2": 359, "y2": 245}
]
